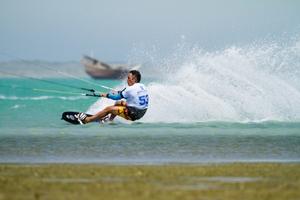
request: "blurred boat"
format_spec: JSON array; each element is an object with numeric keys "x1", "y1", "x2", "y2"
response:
[{"x1": 81, "y1": 55, "x2": 130, "y2": 79}]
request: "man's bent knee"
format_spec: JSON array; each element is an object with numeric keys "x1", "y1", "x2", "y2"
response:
[{"x1": 104, "y1": 105, "x2": 115, "y2": 112}]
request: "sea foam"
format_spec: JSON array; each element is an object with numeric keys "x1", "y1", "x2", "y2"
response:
[{"x1": 89, "y1": 37, "x2": 300, "y2": 122}]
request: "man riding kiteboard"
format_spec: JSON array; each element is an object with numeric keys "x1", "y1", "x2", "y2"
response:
[{"x1": 76, "y1": 70, "x2": 149, "y2": 124}]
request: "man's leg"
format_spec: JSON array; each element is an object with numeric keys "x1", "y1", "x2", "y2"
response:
[
  {"x1": 83, "y1": 105, "x2": 129, "y2": 123},
  {"x1": 107, "y1": 101, "x2": 126, "y2": 121},
  {"x1": 83, "y1": 106, "x2": 113, "y2": 123}
]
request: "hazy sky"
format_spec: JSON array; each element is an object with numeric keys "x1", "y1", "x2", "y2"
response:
[{"x1": 1, "y1": 0, "x2": 299, "y2": 61}]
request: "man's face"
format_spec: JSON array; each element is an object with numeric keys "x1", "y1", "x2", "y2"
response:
[{"x1": 127, "y1": 73, "x2": 136, "y2": 86}]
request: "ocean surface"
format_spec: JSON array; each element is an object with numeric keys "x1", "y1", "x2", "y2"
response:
[{"x1": 1, "y1": 39, "x2": 300, "y2": 164}]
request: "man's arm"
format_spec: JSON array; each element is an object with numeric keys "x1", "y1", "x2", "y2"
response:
[{"x1": 100, "y1": 91, "x2": 124, "y2": 100}]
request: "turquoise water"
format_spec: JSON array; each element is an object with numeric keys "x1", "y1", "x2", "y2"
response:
[
  {"x1": 0, "y1": 78, "x2": 120, "y2": 128},
  {"x1": 1, "y1": 78, "x2": 300, "y2": 164},
  {"x1": 1, "y1": 38, "x2": 300, "y2": 164}
]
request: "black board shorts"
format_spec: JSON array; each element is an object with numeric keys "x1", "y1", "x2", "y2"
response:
[{"x1": 127, "y1": 106, "x2": 147, "y2": 121}]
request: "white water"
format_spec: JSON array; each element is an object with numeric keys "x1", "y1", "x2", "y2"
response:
[{"x1": 90, "y1": 38, "x2": 300, "y2": 122}]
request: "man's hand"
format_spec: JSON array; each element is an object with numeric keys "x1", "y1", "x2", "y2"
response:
[{"x1": 115, "y1": 100, "x2": 126, "y2": 106}]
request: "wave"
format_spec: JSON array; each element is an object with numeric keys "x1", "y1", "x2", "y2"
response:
[
  {"x1": 0, "y1": 95, "x2": 88, "y2": 101},
  {"x1": 89, "y1": 36, "x2": 300, "y2": 123}
]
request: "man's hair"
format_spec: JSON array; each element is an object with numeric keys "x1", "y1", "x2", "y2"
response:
[{"x1": 129, "y1": 70, "x2": 141, "y2": 83}]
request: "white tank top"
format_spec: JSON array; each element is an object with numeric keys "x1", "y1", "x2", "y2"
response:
[{"x1": 121, "y1": 83, "x2": 149, "y2": 109}]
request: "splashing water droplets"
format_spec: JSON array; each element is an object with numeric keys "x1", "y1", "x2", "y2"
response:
[{"x1": 90, "y1": 38, "x2": 300, "y2": 122}]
